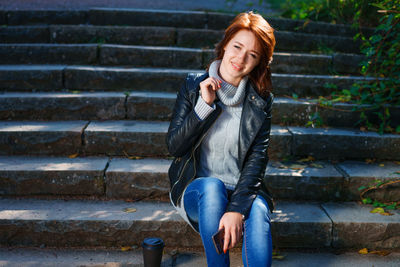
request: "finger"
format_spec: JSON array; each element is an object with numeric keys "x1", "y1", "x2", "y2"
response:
[
  {"x1": 223, "y1": 228, "x2": 230, "y2": 254},
  {"x1": 211, "y1": 80, "x2": 218, "y2": 90},
  {"x1": 210, "y1": 78, "x2": 221, "y2": 89},
  {"x1": 237, "y1": 227, "x2": 242, "y2": 244},
  {"x1": 211, "y1": 77, "x2": 222, "y2": 84},
  {"x1": 230, "y1": 230, "x2": 236, "y2": 249},
  {"x1": 201, "y1": 79, "x2": 216, "y2": 89},
  {"x1": 215, "y1": 79, "x2": 222, "y2": 88},
  {"x1": 218, "y1": 219, "x2": 224, "y2": 231},
  {"x1": 205, "y1": 80, "x2": 217, "y2": 91}
]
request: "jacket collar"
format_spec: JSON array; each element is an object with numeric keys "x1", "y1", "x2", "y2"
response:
[
  {"x1": 189, "y1": 72, "x2": 208, "y2": 98},
  {"x1": 246, "y1": 80, "x2": 269, "y2": 110}
]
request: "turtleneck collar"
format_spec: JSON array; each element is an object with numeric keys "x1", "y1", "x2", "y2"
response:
[{"x1": 209, "y1": 60, "x2": 248, "y2": 107}]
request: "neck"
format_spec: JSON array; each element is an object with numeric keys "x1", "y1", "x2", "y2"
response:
[{"x1": 209, "y1": 60, "x2": 248, "y2": 107}]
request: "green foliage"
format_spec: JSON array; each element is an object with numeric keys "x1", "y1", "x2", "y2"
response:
[
  {"x1": 305, "y1": 111, "x2": 324, "y2": 128},
  {"x1": 315, "y1": 42, "x2": 335, "y2": 55},
  {"x1": 303, "y1": 1, "x2": 400, "y2": 134},
  {"x1": 362, "y1": 197, "x2": 372, "y2": 204},
  {"x1": 268, "y1": 0, "x2": 382, "y2": 27},
  {"x1": 359, "y1": 178, "x2": 400, "y2": 212},
  {"x1": 387, "y1": 202, "x2": 398, "y2": 210},
  {"x1": 341, "y1": 1, "x2": 400, "y2": 134}
]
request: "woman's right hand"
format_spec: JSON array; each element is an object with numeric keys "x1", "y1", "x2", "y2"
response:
[{"x1": 199, "y1": 77, "x2": 222, "y2": 105}]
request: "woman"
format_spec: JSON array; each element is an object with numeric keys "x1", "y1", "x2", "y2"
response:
[{"x1": 166, "y1": 11, "x2": 276, "y2": 267}]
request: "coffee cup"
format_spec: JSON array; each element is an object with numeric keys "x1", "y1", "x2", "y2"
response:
[{"x1": 142, "y1": 237, "x2": 164, "y2": 267}]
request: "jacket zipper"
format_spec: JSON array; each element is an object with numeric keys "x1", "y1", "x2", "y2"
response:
[{"x1": 171, "y1": 112, "x2": 222, "y2": 204}]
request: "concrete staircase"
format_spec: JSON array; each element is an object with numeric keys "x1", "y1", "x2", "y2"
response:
[{"x1": 0, "y1": 7, "x2": 399, "y2": 266}]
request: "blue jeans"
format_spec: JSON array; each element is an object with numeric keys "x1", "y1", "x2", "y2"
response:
[{"x1": 183, "y1": 177, "x2": 273, "y2": 267}]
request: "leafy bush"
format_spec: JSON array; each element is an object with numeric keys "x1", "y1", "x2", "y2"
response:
[
  {"x1": 268, "y1": 0, "x2": 400, "y2": 134},
  {"x1": 328, "y1": 1, "x2": 400, "y2": 134},
  {"x1": 272, "y1": 0, "x2": 382, "y2": 27}
]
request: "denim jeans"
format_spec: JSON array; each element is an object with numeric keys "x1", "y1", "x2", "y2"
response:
[{"x1": 183, "y1": 177, "x2": 273, "y2": 267}]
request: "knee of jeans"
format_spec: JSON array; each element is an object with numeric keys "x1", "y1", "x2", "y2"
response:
[
  {"x1": 192, "y1": 177, "x2": 227, "y2": 197},
  {"x1": 250, "y1": 196, "x2": 271, "y2": 222}
]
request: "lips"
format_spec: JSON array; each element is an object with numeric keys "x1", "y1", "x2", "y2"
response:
[{"x1": 231, "y1": 62, "x2": 243, "y2": 71}]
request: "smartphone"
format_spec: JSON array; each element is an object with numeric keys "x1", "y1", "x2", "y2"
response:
[{"x1": 212, "y1": 228, "x2": 225, "y2": 254}]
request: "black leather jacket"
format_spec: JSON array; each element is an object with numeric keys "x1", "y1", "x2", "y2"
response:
[{"x1": 166, "y1": 72, "x2": 274, "y2": 218}]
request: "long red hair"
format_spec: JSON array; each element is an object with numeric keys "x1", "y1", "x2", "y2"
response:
[{"x1": 211, "y1": 11, "x2": 276, "y2": 98}]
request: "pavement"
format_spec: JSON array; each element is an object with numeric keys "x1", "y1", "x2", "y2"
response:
[
  {"x1": 1, "y1": 247, "x2": 400, "y2": 267},
  {"x1": 0, "y1": 0, "x2": 277, "y2": 14}
]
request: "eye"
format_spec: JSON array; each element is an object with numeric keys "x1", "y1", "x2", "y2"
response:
[
  {"x1": 234, "y1": 45, "x2": 240, "y2": 49},
  {"x1": 251, "y1": 54, "x2": 257, "y2": 59}
]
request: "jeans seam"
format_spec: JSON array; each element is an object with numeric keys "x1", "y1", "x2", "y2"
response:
[{"x1": 244, "y1": 221, "x2": 249, "y2": 267}]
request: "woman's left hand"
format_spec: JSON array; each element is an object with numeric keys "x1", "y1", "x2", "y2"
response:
[{"x1": 218, "y1": 212, "x2": 244, "y2": 253}]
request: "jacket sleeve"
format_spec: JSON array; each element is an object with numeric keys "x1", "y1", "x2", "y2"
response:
[
  {"x1": 166, "y1": 74, "x2": 213, "y2": 157},
  {"x1": 226, "y1": 93, "x2": 274, "y2": 217}
]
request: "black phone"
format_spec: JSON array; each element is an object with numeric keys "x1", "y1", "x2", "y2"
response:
[{"x1": 212, "y1": 228, "x2": 225, "y2": 254}]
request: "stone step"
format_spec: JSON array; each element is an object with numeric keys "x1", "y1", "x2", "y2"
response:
[
  {"x1": 0, "y1": 92, "x2": 128, "y2": 121},
  {"x1": 172, "y1": 250, "x2": 400, "y2": 267},
  {"x1": 88, "y1": 8, "x2": 376, "y2": 38},
  {"x1": 0, "y1": 198, "x2": 399, "y2": 249},
  {"x1": 1, "y1": 92, "x2": 399, "y2": 130},
  {"x1": 2, "y1": 8, "x2": 375, "y2": 38},
  {"x1": 0, "y1": 65, "x2": 373, "y2": 97},
  {"x1": 0, "y1": 25, "x2": 361, "y2": 53},
  {"x1": 0, "y1": 156, "x2": 109, "y2": 197},
  {"x1": 0, "y1": 121, "x2": 399, "y2": 160},
  {"x1": 0, "y1": 64, "x2": 64, "y2": 91},
  {"x1": 0, "y1": 44, "x2": 98, "y2": 65},
  {"x1": 2, "y1": 9, "x2": 87, "y2": 26},
  {"x1": 0, "y1": 247, "x2": 173, "y2": 267},
  {"x1": 286, "y1": 126, "x2": 399, "y2": 160},
  {"x1": 0, "y1": 120, "x2": 88, "y2": 156},
  {"x1": 2, "y1": 156, "x2": 399, "y2": 203},
  {"x1": 0, "y1": 44, "x2": 364, "y2": 75},
  {"x1": 1, "y1": 247, "x2": 399, "y2": 267}
]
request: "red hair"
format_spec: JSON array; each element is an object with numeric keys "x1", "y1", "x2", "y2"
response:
[{"x1": 211, "y1": 11, "x2": 276, "y2": 98}]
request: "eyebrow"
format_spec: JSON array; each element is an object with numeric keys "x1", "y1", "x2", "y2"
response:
[{"x1": 234, "y1": 41, "x2": 260, "y2": 55}]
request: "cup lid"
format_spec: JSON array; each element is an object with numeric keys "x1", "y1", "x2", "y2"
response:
[{"x1": 142, "y1": 237, "x2": 165, "y2": 248}]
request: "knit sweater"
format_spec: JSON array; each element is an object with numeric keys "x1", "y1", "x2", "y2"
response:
[
  {"x1": 196, "y1": 60, "x2": 247, "y2": 189},
  {"x1": 173, "y1": 60, "x2": 248, "y2": 229}
]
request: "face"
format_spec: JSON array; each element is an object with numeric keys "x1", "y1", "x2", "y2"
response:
[{"x1": 219, "y1": 29, "x2": 262, "y2": 86}]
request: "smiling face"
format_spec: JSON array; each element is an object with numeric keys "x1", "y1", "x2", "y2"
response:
[{"x1": 219, "y1": 29, "x2": 262, "y2": 87}]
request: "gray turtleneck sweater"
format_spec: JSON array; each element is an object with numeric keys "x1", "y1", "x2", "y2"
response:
[
  {"x1": 172, "y1": 60, "x2": 248, "y2": 229},
  {"x1": 195, "y1": 60, "x2": 247, "y2": 189}
]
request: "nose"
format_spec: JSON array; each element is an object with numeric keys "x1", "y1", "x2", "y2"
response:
[{"x1": 237, "y1": 50, "x2": 246, "y2": 63}]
